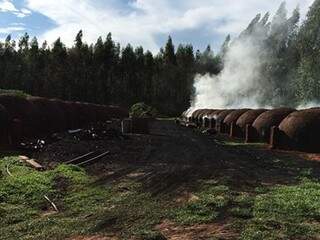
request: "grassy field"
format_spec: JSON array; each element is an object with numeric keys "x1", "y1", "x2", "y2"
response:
[{"x1": 1, "y1": 153, "x2": 320, "y2": 240}]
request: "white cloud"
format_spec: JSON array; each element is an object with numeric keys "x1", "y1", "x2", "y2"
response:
[
  {"x1": 25, "y1": 0, "x2": 314, "y2": 52},
  {"x1": 15, "y1": 8, "x2": 32, "y2": 18},
  {"x1": 10, "y1": 22, "x2": 25, "y2": 26},
  {"x1": 0, "y1": 26, "x2": 25, "y2": 34},
  {"x1": 0, "y1": 0, "x2": 32, "y2": 17},
  {"x1": 21, "y1": 8, "x2": 31, "y2": 14},
  {"x1": 0, "y1": 0, "x2": 17, "y2": 12}
]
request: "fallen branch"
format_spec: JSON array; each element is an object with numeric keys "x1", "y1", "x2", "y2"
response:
[
  {"x1": 44, "y1": 195, "x2": 59, "y2": 212},
  {"x1": 6, "y1": 164, "x2": 12, "y2": 177}
]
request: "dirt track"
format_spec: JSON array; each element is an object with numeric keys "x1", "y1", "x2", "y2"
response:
[{"x1": 83, "y1": 120, "x2": 320, "y2": 192}]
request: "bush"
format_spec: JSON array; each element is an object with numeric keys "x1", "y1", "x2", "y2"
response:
[
  {"x1": 0, "y1": 89, "x2": 29, "y2": 98},
  {"x1": 130, "y1": 103, "x2": 159, "y2": 118}
]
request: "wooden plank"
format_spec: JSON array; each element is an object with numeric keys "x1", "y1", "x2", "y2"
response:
[
  {"x1": 26, "y1": 159, "x2": 44, "y2": 170},
  {"x1": 19, "y1": 155, "x2": 44, "y2": 170}
]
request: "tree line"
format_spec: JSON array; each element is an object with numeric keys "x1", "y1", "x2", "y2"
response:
[
  {"x1": 221, "y1": 0, "x2": 320, "y2": 107},
  {"x1": 1, "y1": 0, "x2": 320, "y2": 115},
  {"x1": 0, "y1": 31, "x2": 221, "y2": 116}
]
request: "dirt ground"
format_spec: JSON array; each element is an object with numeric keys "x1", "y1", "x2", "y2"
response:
[
  {"x1": 31, "y1": 119, "x2": 320, "y2": 239},
  {"x1": 33, "y1": 119, "x2": 320, "y2": 189}
]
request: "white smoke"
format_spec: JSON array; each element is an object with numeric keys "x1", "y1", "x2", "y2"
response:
[
  {"x1": 297, "y1": 101, "x2": 320, "y2": 110},
  {"x1": 186, "y1": 3, "x2": 309, "y2": 117},
  {"x1": 188, "y1": 32, "x2": 270, "y2": 116}
]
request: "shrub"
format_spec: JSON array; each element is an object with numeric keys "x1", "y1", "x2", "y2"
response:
[
  {"x1": 130, "y1": 102, "x2": 159, "y2": 118},
  {"x1": 0, "y1": 89, "x2": 29, "y2": 98}
]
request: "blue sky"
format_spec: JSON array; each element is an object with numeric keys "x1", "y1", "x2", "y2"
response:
[{"x1": 0, "y1": 0, "x2": 314, "y2": 53}]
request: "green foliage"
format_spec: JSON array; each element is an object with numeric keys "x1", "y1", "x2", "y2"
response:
[
  {"x1": 4, "y1": 0, "x2": 320, "y2": 112},
  {"x1": 221, "y1": 1, "x2": 320, "y2": 107},
  {"x1": 293, "y1": 56, "x2": 320, "y2": 103},
  {"x1": 288, "y1": 0, "x2": 320, "y2": 104},
  {"x1": 0, "y1": 33, "x2": 220, "y2": 116},
  {"x1": 130, "y1": 102, "x2": 159, "y2": 118},
  {"x1": 0, "y1": 89, "x2": 29, "y2": 98}
]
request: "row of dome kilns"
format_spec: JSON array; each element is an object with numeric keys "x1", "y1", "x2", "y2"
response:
[
  {"x1": 0, "y1": 94, "x2": 129, "y2": 147},
  {"x1": 182, "y1": 108, "x2": 320, "y2": 153}
]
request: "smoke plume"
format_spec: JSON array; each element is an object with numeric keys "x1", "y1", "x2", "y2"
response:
[
  {"x1": 191, "y1": 38, "x2": 267, "y2": 110},
  {"x1": 189, "y1": 15, "x2": 271, "y2": 114},
  {"x1": 188, "y1": 3, "x2": 303, "y2": 115}
]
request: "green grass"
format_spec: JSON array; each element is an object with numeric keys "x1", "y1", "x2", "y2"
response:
[
  {"x1": 89, "y1": 179, "x2": 170, "y2": 238},
  {"x1": 2, "y1": 154, "x2": 320, "y2": 239},
  {"x1": 171, "y1": 184, "x2": 231, "y2": 225},
  {"x1": 240, "y1": 179, "x2": 320, "y2": 240},
  {"x1": 254, "y1": 179, "x2": 320, "y2": 221},
  {"x1": 169, "y1": 175, "x2": 320, "y2": 239},
  {"x1": 0, "y1": 156, "x2": 112, "y2": 239},
  {"x1": 230, "y1": 193, "x2": 254, "y2": 219},
  {"x1": 0, "y1": 156, "x2": 170, "y2": 239}
]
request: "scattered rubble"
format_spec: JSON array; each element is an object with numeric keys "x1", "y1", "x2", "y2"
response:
[{"x1": 18, "y1": 120, "x2": 125, "y2": 153}]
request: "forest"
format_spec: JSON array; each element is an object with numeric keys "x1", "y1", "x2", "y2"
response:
[
  {"x1": 0, "y1": 32, "x2": 221, "y2": 116},
  {"x1": 224, "y1": 0, "x2": 320, "y2": 108},
  {"x1": 1, "y1": 0, "x2": 320, "y2": 115}
]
